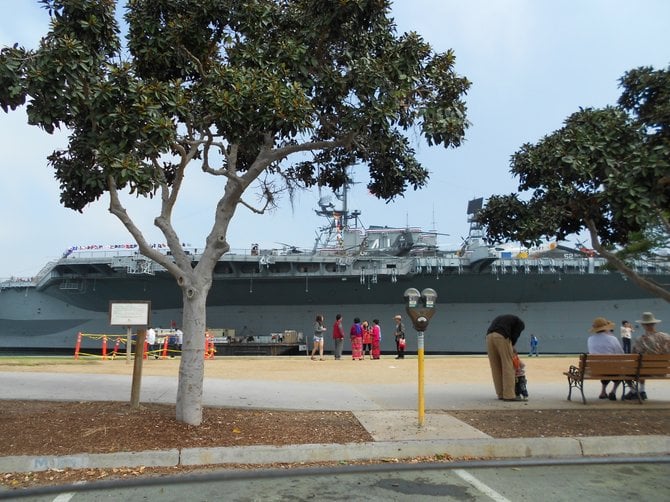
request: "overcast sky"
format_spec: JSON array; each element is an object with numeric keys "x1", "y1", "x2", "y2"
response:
[{"x1": 1, "y1": 0, "x2": 669, "y2": 278}]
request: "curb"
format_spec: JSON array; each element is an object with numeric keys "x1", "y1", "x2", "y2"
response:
[
  {"x1": 0, "y1": 449, "x2": 179, "y2": 474},
  {"x1": 2, "y1": 436, "x2": 669, "y2": 474}
]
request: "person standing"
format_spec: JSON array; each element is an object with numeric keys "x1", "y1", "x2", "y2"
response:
[
  {"x1": 529, "y1": 334, "x2": 539, "y2": 356},
  {"x1": 332, "y1": 314, "x2": 345, "y2": 360},
  {"x1": 146, "y1": 326, "x2": 157, "y2": 359},
  {"x1": 627, "y1": 312, "x2": 670, "y2": 400},
  {"x1": 310, "y1": 314, "x2": 327, "y2": 361},
  {"x1": 393, "y1": 315, "x2": 405, "y2": 359},
  {"x1": 175, "y1": 328, "x2": 183, "y2": 352},
  {"x1": 587, "y1": 317, "x2": 624, "y2": 400},
  {"x1": 362, "y1": 320, "x2": 372, "y2": 359},
  {"x1": 170, "y1": 327, "x2": 183, "y2": 358},
  {"x1": 371, "y1": 319, "x2": 382, "y2": 359},
  {"x1": 486, "y1": 314, "x2": 525, "y2": 401},
  {"x1": 350, "y1": 317, "x2": 364, "y2": 360},
  {"x1": 620, "y1": 320, "x2": 634, "y2": 354}
]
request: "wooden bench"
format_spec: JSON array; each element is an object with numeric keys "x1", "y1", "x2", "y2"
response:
[{"x1": 563, "y1": 353, "x2": 670, "y2": 404}]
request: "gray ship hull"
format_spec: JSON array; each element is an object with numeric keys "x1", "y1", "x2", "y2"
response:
[
  {"x1": 4, "y1": 191, "x2": 667, "y2": 354},
  {"x1": 2, "y1": 269, "x2": 669, "y2": 354}
]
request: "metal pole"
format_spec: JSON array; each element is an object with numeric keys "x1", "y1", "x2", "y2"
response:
[{"x1": 417, "y1": 331, "x2": 425, "y2": 426}]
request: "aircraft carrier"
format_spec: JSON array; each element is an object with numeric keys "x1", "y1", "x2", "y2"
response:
[{"x1": 2, "y1": 196, "x2": 669, "y2": 354}]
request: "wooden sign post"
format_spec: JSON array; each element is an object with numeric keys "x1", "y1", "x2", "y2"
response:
[{"x1": 109, "y1": 301, "x2": 151, "y2": 409}]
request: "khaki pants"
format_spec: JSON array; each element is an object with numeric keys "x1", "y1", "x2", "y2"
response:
[{"x1": 486, "y1": 332, "x2": 516, "y2": 400}]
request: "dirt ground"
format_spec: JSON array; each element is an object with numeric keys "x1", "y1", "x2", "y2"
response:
[
  {"x1": 0, "y1": 352, "x2": 572, "y2": 383},
  {"x1": 1, "y1": 355, "x2": 669, "y2": 490}
]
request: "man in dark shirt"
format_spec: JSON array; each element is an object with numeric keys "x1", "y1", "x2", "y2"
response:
[{"x1": 486, "y1": 314, "x2": 525, "y2": 401}]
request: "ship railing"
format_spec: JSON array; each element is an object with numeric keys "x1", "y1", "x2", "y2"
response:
[
  {"x1": 414, "y1": 256, "x2": 466, "y2": 273},
  {"x1": 354, "y1": 258, "x2": 415, "y2": 281},
  {"x1": 31, "y1": 261, "x2": 67, "y2": 290},
  {"x1": 34, "y1": 260, "x2": 58, "y2": 281},
  {"x1": 226, "y1": 247, "x2": 313, "y2": 257},
  {"x1": 488, "y1": 255, "x2": 668, "y2": 276},
  {"x1": 0, "y1": 277, "x2": 38, "y2": 288},
  {"x1": 632, "y1": 258, "x2": 670, "y2": 274},
  {"x1": 15, "y1": 260, "x2": 61, "y2": 290},
  {"x1": 245, "y1": 253, "x2": 327, "y2": 264},
  {"x1": 62, "y1": 246, "x2": 206, "y2": 264},
  {"x1": 65, "y1": 249, "x2": 143, "y2": 259},
  {"x1": 63, "y1": 245, "x2": 321, "y2": 261},
  {"x1": 491, "y1": 257, "x2": 610, "y2": 274},
  {"x1": 417, "y1": 256, "x2": 462, "y2": 275}
]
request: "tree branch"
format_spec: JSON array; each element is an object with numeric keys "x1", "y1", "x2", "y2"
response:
[
  {"x1": 267, "y1": 134, "x2": 354, "y2": 164},
  {"x1": 154, "y1": 161, "x2": 190, "y2": 271},
  {"x1": 585, "y1": 218, "x2": 670, "y2": 302},
  {"x1": 107, "y1": 175, "x2": 183, "y2": 278},
  {"x1": 180, "y1": 46, "x2": 205, "y2": 76},
  {"x1": 199, "y1": 136, "x2": 240, "y2": 178},
  {"x1": 238, "y1": 198, "x2": 271, "y2": 214},
  {"x1": 237, "y1": 179, "x2": 279, "y2": 215}
]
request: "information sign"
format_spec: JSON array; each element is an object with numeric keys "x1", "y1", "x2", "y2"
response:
[{"x1": 109, "y1": 301, "x2": 151, "y2": 326}]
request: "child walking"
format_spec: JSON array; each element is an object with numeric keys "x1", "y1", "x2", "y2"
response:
[{"x1": 512, "y1": 349, "x2": 529, "y2": 400}]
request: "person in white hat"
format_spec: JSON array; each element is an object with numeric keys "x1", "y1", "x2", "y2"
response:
[{"x1": 628, "y1": 312, "x2": 670, "y2": 400}]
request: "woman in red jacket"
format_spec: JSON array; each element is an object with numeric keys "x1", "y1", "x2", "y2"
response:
[{"x1": 350, "y1": 318, "x2": 364, "y2": 360}]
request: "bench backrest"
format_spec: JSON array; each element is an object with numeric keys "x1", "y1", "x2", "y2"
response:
[
  {"x1": 638, "y1": 353, "x2": 670, "y2": 378},
  {"x1": 580, "y1": 353, "x2": 641, "y2": 378}
]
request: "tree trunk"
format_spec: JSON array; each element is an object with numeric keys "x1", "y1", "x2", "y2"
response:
[{"x1": 175, "y1": 287, "x2": 208, "y2": 425}]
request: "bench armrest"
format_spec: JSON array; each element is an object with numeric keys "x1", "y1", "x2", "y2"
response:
[{"x1": 566, "y1": 365, "x2": 582, "y2": 379}]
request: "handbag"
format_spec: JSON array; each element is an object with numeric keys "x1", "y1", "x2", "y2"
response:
[{"x1": 399, "y1": 338, "x2": 406, "y2": 349}]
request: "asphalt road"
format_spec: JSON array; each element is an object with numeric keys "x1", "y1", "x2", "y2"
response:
[{"x1": 4, "y1": 458, "x2": 669, "y2": 501}]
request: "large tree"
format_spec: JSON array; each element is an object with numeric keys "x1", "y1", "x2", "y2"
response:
[
  {"x1": 0, "y1": 0, "x2": 470, "y2": 424},
  {"x1": 477, "y1": 65, "x2": 670, "y2": 302}
]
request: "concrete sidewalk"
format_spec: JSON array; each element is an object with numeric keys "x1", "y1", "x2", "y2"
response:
[{"x1": 1, "y1": 356, "x2": 669, "y2": 472}]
